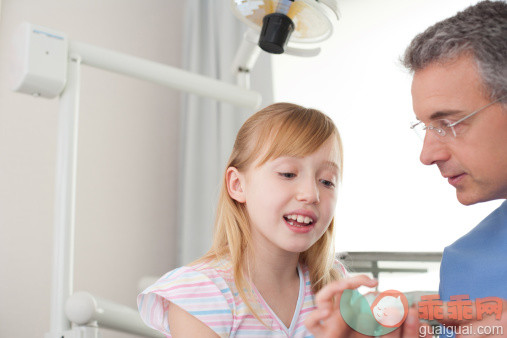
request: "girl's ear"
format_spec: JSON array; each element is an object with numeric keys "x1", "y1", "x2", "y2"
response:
[{"x1": 226, "y1": 167, "x2": 246, "y2": 203}]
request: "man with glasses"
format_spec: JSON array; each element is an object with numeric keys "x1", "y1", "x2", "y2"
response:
[
  {"x1": 306, "y1": 1, "x2": 506, "y2": 337},
  {"x1": 402, "y1": 1, "x2": 507, "y2": 336}
]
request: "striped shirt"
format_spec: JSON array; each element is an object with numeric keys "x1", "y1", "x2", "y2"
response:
[{"x1": 138, "y1": 259, "x2": 344, "y2": 337}]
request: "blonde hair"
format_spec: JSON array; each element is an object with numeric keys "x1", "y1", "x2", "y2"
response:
[{"x1": 198, "y1": 102, "x2": 343, "y2": 324}]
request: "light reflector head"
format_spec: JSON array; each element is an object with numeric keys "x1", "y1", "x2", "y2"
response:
[{"x1": 231, "y1": 0, "x2": 339, "y2": 45}]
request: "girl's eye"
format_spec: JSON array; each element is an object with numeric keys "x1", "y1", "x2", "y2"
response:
[
  {"x1": 279, "y1": 172, "x2": 296, "y2": 179},
  {"x1": 320, "y1": 179, "x2": 335, "y2": 188}
]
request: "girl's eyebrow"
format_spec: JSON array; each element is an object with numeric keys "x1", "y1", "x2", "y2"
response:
[
  {"x1": 271, "y1": 157, "x2": 339, "y2": 171},
  {"x1": 270, "y1": 156, "x2": 294, "y2": 164},
  {"x1": 322, "y1": 161, "x2": 339, "y2": 172}
]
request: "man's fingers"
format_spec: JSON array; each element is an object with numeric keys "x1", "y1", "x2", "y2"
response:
[
  {"x1": 379, "y1": 329, "x2": 401, "y2": 338},
  {"x1": 400, "y1": 307, "x2": 422, "y2": 338},
  {"x1": 379, "y1": 306, "x2": 422, "y2": 338}
]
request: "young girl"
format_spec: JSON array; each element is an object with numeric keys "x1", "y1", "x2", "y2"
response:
[{"x1": 138, "y1": 102, "x2": 351, "y2": 337}]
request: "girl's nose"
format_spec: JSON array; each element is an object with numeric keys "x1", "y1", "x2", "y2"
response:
[{"x1": 296, "y1": 178, "x2": 320, "y2": 204}]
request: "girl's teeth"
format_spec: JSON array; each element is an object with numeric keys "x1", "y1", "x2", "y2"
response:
[{"x1": 285, "y1": 214, "x2": 314, "y2": 225}]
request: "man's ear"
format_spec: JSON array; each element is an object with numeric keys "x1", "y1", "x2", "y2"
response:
[{"x1": 226, "y1": 167, "x2": 246, "y2": 203}]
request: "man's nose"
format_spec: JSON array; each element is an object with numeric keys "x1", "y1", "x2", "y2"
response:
[{"x1": 419, "y1": 132, "x2": 451, "y2": 165}]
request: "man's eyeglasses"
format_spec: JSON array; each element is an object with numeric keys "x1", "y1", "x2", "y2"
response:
[{"x1": 410, "y1": 95, "x2": 506, "y2": 140}]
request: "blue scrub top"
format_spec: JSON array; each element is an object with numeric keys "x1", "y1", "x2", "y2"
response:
[{"x1": 439, "y1": 200, "x2": 507, "y2": 337}]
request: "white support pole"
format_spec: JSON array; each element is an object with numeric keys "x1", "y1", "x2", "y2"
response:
[
  {"x1": 65, "y1": 292, "x2": 165, "y2": 338},
  {"x1": 232, "y1": 29, "x2": 262, "y2": 89},
  {"x1": 47, "y1": 54, "x2": 81, "y2": 338},
  {"x1": 69, "y1": 41, "x2": 261, "y2": 109}
]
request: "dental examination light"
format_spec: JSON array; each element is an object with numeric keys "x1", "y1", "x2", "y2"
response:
[{"x1": 231, "y1": 0, "x2": 339, "y2": 87}]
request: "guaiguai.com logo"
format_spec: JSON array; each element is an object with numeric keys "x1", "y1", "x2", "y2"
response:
[{"x1": 340, "y1": 289, "x2": 409, "y2": 336}]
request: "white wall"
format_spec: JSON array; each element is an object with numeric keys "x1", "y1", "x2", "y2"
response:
[{"x1": 0, "y1": 1, "x2": 183, "y2": 337}]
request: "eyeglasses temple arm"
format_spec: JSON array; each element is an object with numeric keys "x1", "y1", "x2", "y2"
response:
[{"x1": 448, "y1": 95, "x2": 506, "y2": 127}]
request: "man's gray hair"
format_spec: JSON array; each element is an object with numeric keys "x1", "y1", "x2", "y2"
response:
[{"x1": 402, "y1": 0, "x2": 507, "y2": 101}]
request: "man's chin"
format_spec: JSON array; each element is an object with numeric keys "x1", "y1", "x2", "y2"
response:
[
  {"x1": 456, "y1": 189, "x2": 493, "y2": 206},
  {"x1": 456, "y1": 189, "x2": 481, "y2": 206}
]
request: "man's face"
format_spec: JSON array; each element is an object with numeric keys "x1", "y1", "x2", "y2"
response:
[{"x1": 411, "y1": 54, "x2": 507, "y2": 205}]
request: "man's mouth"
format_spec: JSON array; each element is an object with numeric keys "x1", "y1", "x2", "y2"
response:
[{"x1": 448, "y1": 173, "x2": 466, "y2": 187}]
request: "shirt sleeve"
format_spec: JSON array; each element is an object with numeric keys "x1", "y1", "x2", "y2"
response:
[{"x1": 137, "y1": 266, "x2": 234, "y2": 337}]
